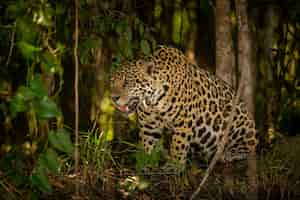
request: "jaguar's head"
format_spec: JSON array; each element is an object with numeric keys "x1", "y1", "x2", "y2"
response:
[{"x1": 110, "y1": 59, "x2": 157, "y2": 114}]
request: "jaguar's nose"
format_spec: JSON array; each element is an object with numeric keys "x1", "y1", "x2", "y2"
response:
[{"x1": 111, "y1": 95, "x2": 120, "y2": 102}]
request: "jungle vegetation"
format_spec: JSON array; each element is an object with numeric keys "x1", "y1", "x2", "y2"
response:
[{"x1": 0, "y1": 0, "x2": 299, "y2": 199}]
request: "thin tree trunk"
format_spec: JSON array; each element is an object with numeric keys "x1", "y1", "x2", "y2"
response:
[
  {"x1": 235, "y1": 0, "x2": 257, "y2": 199},
  {"x1": 264, "y1": 6, "x2": 277, "y2": 143},
  {"x1": 215, "y1": 0, "x2": 236, "y2": 87}
]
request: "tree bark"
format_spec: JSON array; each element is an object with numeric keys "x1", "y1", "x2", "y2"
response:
[
  {"x1": 215, "y1": 0, "x2": 236, "y2": 87},
  {"x1": 235, "y1": 0, "x2": 257, "y2": 199},
  {"x1": 215, "y1": 0, "x2": 236, "y2": 196},
  {"x1": 264, "y1": 6, "x2": 277, "y2": 143},
  {"x1": 236, "y1": 0, "x2": 255, "y2": 114}
]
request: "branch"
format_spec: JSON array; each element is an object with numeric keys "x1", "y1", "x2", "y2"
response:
[
  {"x1": 6, "y1": 22, "x2": 16, "y2": 67},
  {"x1": 190, "y1": 80, "x2": 244, "y2": 200},
  {"x1": 74, "y1": 0, "x2": 80, "y2": 196}
]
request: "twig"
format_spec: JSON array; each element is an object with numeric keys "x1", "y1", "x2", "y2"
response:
[
  {"x1": 190, "y1": 80, "x2": 244, "y2": 200},
  {"x1": 6, "y1": 22, "x2": 16, "y2": 67},
  {"x1": 74, "y1": 0, "x2": 80, "y2": 196}
]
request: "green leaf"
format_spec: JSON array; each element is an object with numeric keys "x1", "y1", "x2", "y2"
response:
[
  {"x1": 140, "y1": 40, "x2": 151, "y2": 55},
  {"x1": 31, "y1": 166, "x2": 52, "y2": 193},
  {"x1": 30, "y1": 74, "x2": 48, "y2": 98},
  {"x1": 33, "y1": 98, "x2": 61, "y2": 119},
  {"x1": 48, "y1": 129, "x2": 74, "y2": 156},
  {"x1": 17, "y1": 41, "x2": 41, "y2": 60},
  {"x1": 17, "y1": 86, "x2": 36, "y2": 101},
  {"x1": 10, "y1": 89, "x2": 29, "y2": 116},
  {"x1": 39, "y1": 149, "x2": 60, "y2": 174},
  {"x1": 134, "y1": 143, "x2": 163, "y2": 171},
  {"x1": 16, "y1": 16, "x2": 38, "y2": 43}
]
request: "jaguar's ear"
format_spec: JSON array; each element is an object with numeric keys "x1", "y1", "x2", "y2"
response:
[{"x1": 145, "y1": 61, "x2": 155, "y2": 76}]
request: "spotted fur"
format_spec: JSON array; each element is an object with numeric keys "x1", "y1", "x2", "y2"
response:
[{"x1": 110, "y1": 46, "x2": 258, "y2": 165}]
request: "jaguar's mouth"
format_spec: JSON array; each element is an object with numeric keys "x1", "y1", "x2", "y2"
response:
[{"x1": 113, "y1": 97, "x2": 139, "y2": 114}]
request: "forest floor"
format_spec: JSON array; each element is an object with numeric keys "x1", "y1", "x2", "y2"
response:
[{"x1": 42, "y1": 136, "x2": 300, "y2": 200}]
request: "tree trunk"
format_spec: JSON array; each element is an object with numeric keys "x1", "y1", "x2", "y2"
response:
[
  {"x1": 215, "y1": 0, "x2": 236, "y2": 87},
  {"x1": 215, "y1": 0, "x2": 236, "y2": 196},
  {"x1": 160, "y1": 0, "x2": 174, "y2": 44},
  {"x1": 235, "y1": 0, "x2": 257, "y2": 199},
  {"x1": 264, "y1": 6, "x2": 277, "y2": 143},
  {"x1": 236, "y1": 0, "x2": 255, "y2": 114}
]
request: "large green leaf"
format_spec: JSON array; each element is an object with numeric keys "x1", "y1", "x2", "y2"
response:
[
  {"x1": 33, "y1": 98, "x2": 61, "y2": 119},
  {"x1": 30, "y1": 74, "x2": 48, "y2": 98},
  {"x1": 39, "y1": 148, "x2": 60, "y2": 174},
  {"x1": 48, "y1": 129, "x2": 74, "y2": 156},
  {"x1": 30, "y1": 166, "x2": 52, "y2": 193}
]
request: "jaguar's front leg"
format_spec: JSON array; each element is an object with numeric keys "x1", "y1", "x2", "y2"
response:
[
  {"x1": 137, "y1": 104, "x2": 163, "y2": 154},
  {"x1": 170, "y1": 128, "x2": 192, "y2": 166},
  {"x1": 139, "y1": 127, "x2": 162, "y2": 153}
]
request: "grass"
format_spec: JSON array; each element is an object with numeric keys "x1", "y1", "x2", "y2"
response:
[{"x1": 38, "y1": 128, "x2": 300, "y2": 199}]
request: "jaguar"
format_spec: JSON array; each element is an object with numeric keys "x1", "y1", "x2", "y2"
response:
[{"x1": 110, "y1": 46, "x2": 258, "y2": 166}]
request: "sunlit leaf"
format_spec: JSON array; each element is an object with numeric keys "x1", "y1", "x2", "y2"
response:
[
  {"x1": 48, "y1": 129, "x2": 74, "y2": 156},
  {"x1": 33, "y1": 6, "x2": 53, "y2": 27}
]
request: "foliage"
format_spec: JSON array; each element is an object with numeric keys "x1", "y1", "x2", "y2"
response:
[
  {"x1": 0, "y1": 0, "x2": 71, "y2": 196},
  {"x1": 258, "y1": 136, "x2": 300, "y2": 198},
  {"x1": 0, "y1": 128, "x2": 73, "y2": 195},
  {"x1": 31, "y1": 129, "x2": 74, "y2": 194},
  {"x1": 80, "y1": 128, "x2": 113, "y2": 176},
  {"x1": 133, "y1": 142, "x2": 165, "y2": 172},
  {"x1": 0, "y1": 0, "x2": 299, "y2": 198}
]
